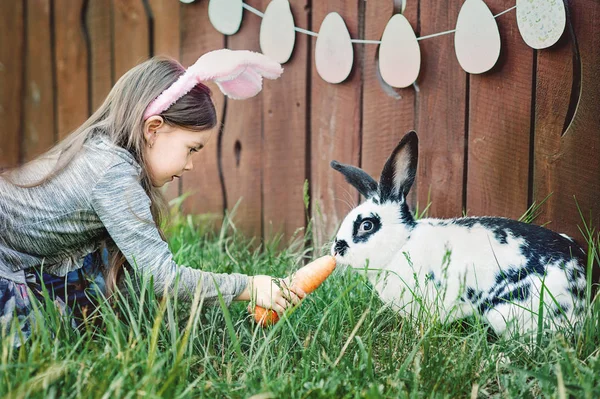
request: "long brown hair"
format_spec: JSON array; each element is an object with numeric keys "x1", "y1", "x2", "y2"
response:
[{"x1": 2, "y1": 56, "x2": 217, "y2": 295}]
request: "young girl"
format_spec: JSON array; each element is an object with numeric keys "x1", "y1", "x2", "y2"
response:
[{"x1": 0, "y1": 49, "x2": 305, "y2": 339}]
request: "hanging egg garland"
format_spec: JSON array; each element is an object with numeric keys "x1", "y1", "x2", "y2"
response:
[
  {"x1": 516, "y1": 0, "x2": 566, "y2": 49},
  {"x1": 200, "y1": 0, "x2": 569, "y2": 84},
  {"x1": 208, "y1": 0, "x2": 243, "y2": 36},
  {"x1": 378, "y1": 14, "x2": 421, "y2": 88},
  {"x1": 455, "y1": 0, "x2": 501, "y2": 74},
  {"x1": 315, "y1": 12, "x2": 354, "y2": 84},
  {"x1": 260, "y1": 0, "x2": 296, "y2": 64}
]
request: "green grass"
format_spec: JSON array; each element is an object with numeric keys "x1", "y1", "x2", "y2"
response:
[{"x1": 1, "y1": 210, "x2": 599, "y2": 398}]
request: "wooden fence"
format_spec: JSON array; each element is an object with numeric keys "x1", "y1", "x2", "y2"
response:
[{"x1": 1, "y1": 0, "x2": 599, "y2": 247}]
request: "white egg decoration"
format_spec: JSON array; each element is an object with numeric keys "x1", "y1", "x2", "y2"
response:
[
  {"x1": 516, "y1": 0, "x2": 566, "y2": 49},
  {"x1": 378, "y1": 14, "x2": 420, "y2": 88},
  {"x1": 180, "y1": 0, "x2": 195, "y2": 3},
  {"x1": 260, "y1": 0, "x2": 296, "y2": 64},
  {"x1": 208, "y1": 0, "x2": 243, "y2": 36},
  {"x1": 315, "y1": 12, "x2": 354, "y2": 84},
  {"x1": 454, "y1": 0, "x2": 501, "y2": 74}
]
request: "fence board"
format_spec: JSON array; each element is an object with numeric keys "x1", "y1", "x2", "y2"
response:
[
  {"x1": 86, "y1": 0, "x2": 112, "y2": 112},
  {"x1": 0, "y1": 1, "x2": 24, "y2": 169},
  {"x1": 262, "y1": 0, "x2": 309, "y2": 244},
  {"x1": 361, "y1": 1, "x2": 417, "y2": 204},
  {"x1": 23, "y1": 0, "x2": 55, "y2": 162},
  {"x1": 148, "y1": 0, "x2": 181, "y2": 202},
  {"x1": 416, "y1": 0, "x2": 466, "y2": 217},
  {"x1": 113, "y1": 0, "x2": 150, "y2": 80},
  {"x1": 533, "y1": 0, "x2": 600, "y2": 243},
  {"x1": 466, "y1": 0, "x2": 533, "y2": 219},
  {"x1": 55, "y1": 0, "x2": 89, "y2": 139},
  {"x1": 180, "y1": 1, "x2": 226, "y2": 226},
  {"x1": 220, "y1": 0, "x2": 265, "y2": 238},
  {"x1": 311, "y1": 0, "x2": 362, "y2": 247}
]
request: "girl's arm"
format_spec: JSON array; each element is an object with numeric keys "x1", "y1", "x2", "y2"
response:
[{"x1": 91, "y1": 163, "x2": 247, "y2": 305}]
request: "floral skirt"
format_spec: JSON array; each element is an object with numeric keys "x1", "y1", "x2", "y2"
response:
[{"x1": 0, "y1": 250, "x2": 107, "y2": 345}]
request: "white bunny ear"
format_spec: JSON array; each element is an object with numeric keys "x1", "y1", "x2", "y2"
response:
[{"x1": 380, "y1": 131, "x2": 418, "y2": 202}]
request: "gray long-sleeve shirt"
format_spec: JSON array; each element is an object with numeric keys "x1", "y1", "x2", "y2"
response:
[{"x1": 0, "y1": 134, "x2": 248, "y2": 305}]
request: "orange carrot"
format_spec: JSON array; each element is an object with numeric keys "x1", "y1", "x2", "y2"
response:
[{"x1": 253, "y1": 255, "x2": 337, "y2": 327}]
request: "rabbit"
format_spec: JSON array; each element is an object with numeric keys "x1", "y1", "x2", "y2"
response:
[{"x1": 330, "y1": 131, "x2": 587, "y2": 336}]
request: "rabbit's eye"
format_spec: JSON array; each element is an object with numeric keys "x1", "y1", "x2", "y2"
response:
[{"x1": 360, "y1": 220, "x2": 374, "y2": 233}]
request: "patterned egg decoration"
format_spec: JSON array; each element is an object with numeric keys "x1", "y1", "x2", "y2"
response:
[
  {"x1": 378, "y1": 13, "x2": 421, "y2": 88},
  {"x1": 208, "y1": 0, "x2": 243, "y2": 36},
  {"x1": 260, "y1": 0, "x2": 296, "y2": 64},
  {"x1": 516, "y1": 0, "x2": 566, "y2": 49},
  {"x1": 315, "y1": 12, "x2": 354, "y2": 84},
  {"x1": 454, "y1": 0, "x2": 501, "y2": 74}
]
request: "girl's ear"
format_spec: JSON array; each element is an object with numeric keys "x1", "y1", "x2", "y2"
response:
[
  {"x1": 379, "y1": 131, "x2": 418, "y2": 202},
  {"x1": 143, "y1": 116, "x2": 165, "y2": 146}
]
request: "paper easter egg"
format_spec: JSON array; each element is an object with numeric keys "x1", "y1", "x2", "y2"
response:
[
  {"x1": 378, "y1": 14, "x2": 420, "y2": 88},
  {"x1": 180, "y1": 0, "x2": 195, "y2": 3},
  {"x1": 454, "y1": 0, "x2": 501, "y2": 74},
  {"x1": 208, "y1": 0, "x2": 243, "y2": 36},
  {"x1": 315, "y1": 12, "x2": 354, "y2": 84},
  {"x1": 516, "y1": 0, "x2": 566, "y2": 49},
  {"x1": 260, "y1": 0, "x2": 296, "y2": 64}
]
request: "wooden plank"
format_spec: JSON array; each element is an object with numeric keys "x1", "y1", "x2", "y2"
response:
[
  {"x1": 113, "y1": 0, "x2": 150, "y2": 81},
  {"x1": 466, "y1": 0, "x2": 533, "y2": 219},
  {"x1": 54, "y1": 0, "x2": 89, "y2": 139},
  {"x1": 0, "y1": 1, "x2": 24, "y2": 169},
  {"x1": 262, "y1": 0, "x2": 309, "y2": 244},
  {"x1": 179, "y1": 1, "x2": 226, "y2": 226},
  {"x1": 416, "y1": 0, "x2": 466, "y2": 217},
  {"x1": 220, "y1": 0, "x2": 266, "y2": 238},
  {"x1": 23, "y1": 0, "x2": 55, "y2": 161},
  {"x1": 85, "y1": 0, "x2": 112, "y2": 112},
  {"x1": 533, "y1": 0, "x2": 600, "y2": 243},
  {"x1": 311, "y1": 0, "x2": 362, "y2": 246},
  {"x1": 148, "y1": 0, "x2": 181, "y2": 203},
  {"x1": 148, "y1": 0, "x2": 180, "y2": 60},
  {"x1": 361, "y1": 2, "x2": 417, "y2": 206}
]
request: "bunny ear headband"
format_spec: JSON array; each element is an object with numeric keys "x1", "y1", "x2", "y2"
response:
[{"x1": 143, "y1": 49, "x2": 283, "y2": 120}]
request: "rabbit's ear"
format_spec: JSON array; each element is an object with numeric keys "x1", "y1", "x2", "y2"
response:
[
  {"x1": 379, "y1": 131, "x2": 418, "y2": 202},
  {"x1": 330, "y1": 161, "x2": 378, "y2": 199}
]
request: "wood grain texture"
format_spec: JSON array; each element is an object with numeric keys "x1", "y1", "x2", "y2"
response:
[
  {"x1": 85, "y1": 0, "x2": 112, "y2": 112},
  {"x1": 416, "y1": 0, "x2": 466, "y2": 217},
  {"x1": 466, "y1": 0, "x2": 533, "y2": 219},
  {"x1": 262, "y1": 0, "x2": 309, "y2": 244},
  {"x1": 55, "y1": 0, "x2": 89, "y2": 139},
  {"x1": 148, "y1": 0, "x2": 180, "y2": 60},
  {"x1": 23, "y1": 0, "x2": 56, "y2": 161},
  {"x1": 0, "y1": 1, "x2": 24, "y2": 169},
  {"x1": 311, "y1": 0, "x2": 361, "y2": 247},
  {"x1": 533, "y1": 0, "x2": 600, "y2": 243},
  {"x1": 220, "y1": 0, "x2": 266, "y2": 238},
  {"x1": 148, "y1": 0, "x2": 181, "y2": 203},
  {"x1": 361, "y1": 0, "x2": 417, "y2": 204},
  {"x1": 113, "y1": 0, "x2": 150, "y2": 80},
  {"x1": 180, "y1": 1, "x2": 226, "y2": 227}
]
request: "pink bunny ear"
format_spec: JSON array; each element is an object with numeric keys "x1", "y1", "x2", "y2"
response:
[{"x1": 144, "y1": 49, "x2": 283, "y2": 120}]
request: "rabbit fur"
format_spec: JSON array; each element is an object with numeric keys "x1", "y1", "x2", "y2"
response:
[{"x1": 330, "y1": 131, "x2": 586, "y2": 336}]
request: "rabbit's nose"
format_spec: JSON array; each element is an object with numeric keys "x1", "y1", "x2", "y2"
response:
[{"x1": 334, "y1": 239, "x2": 349, "y2": 256}]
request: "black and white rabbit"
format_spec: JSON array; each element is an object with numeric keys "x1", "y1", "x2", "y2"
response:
[{"x1": 330, "y1": 131, "x2": 586, "y2": 336}]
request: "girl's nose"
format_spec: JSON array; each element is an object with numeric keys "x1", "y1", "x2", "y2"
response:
[{"x1": 184, "y1": 158, "x2": 194, "y2": 171}]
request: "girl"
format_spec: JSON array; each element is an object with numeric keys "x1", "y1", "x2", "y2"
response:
[{"x1": 0, "y1": 49, "x2": 305, "y2": 339}]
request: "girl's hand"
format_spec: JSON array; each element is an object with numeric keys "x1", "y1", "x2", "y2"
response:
[{"x1": 248, "y1": 275, "x2": 306, "y2": 314}]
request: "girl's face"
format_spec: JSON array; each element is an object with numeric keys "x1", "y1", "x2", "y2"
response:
[{"x1": 143, "y1": 117, "x2": 213, "y2": 187}]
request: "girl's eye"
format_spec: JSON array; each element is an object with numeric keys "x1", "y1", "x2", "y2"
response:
[
  {"x1": 190, "y1": 146, "x2": 203, "y2": 154},
  {"x1": 360, "y1": 220, "x2": 373, "y2": 233}
]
